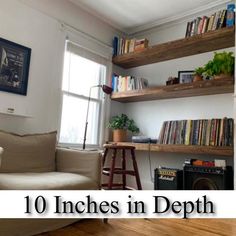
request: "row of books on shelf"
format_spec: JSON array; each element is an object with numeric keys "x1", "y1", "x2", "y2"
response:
[
  {"x1": 113, "y1": 37, "x2": 148, "y2": 56},
  {"x1": 158, "y1": 118, "x2": 233, "y2": 146},
  {"x1": 111, "y1": 74, "x2": 148, "y2": 93},
  {"x1": 185, "y1": 3, "x2": 235, "y2": 37}
]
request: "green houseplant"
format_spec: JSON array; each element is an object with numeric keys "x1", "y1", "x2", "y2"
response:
[
  {"x1": 193, "y1": 67, "x2": 205, "y2": 82},
  {"x1": 108, "y1": 114, "x2": 139, "y2": 142},
  {"x1": 204, "y1": 51, "x2": 234, "y2": 79}
]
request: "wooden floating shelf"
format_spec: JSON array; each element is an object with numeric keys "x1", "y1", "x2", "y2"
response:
[
  {"x1": 111, "y1": 77, "x2": 234, "y2": 103},
  {"x1": 110, "y1": 142, "x2": 233, "y2": 156},
  {"x1": 112, "y1": 27, "x2": 235, "y2": 69}
]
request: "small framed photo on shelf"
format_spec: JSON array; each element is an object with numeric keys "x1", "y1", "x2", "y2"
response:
[
  {"x1": 0, "y1": 38, "x2": 31, "y2": 95},
  {"x1": 178, "y1": 71, "x2": 194, "y2": 84}
]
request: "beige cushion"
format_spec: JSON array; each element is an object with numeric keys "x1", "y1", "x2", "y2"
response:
[
  {"x1": 0, "y1": 131, "x2": 57, "y2": 173},
  {"x1": 0, "y1": 172, "x2": 98, "y2": 190}
]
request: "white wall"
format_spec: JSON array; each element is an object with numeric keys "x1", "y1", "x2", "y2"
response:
[
  {"x1": 0, "y1": 0, "x2": 119, "y2": 134},
  {"x1": 20, "y1": 0, "x2": 121, "y2": 46},
  {"x1": 114, "y1": 22, "x2": 234, "y2": 189}
]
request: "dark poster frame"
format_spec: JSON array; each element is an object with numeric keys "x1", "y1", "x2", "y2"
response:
[{"x1": 0, "y1": 38, "x2": 31, "y2": 95}]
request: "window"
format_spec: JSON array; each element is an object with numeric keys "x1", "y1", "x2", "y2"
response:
[{"x1": 59, "y1": 41, "x2": 107, "y2": 147}]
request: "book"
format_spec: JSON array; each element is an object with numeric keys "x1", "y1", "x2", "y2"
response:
[
  {"x1": 195, "y1": 17, "x2": 202, "y2": 35},
  {"x1": 190, "y1": 19, "x2": 196, "y2": 36},
  {"x1": 218, "y1": 118, "x2": 225, "y2": 146},
  {"x1": 209, "y1": 119, "x2": 216, "y2": 146},
  {"x1": 198, "y1": 120, "x2": 203, "y2": 145},
  {"x1": 158, "y1": 121, "x2": 167, "y2": 144},
  {"x1": 185, "y1": 22, "x2": 191, "y2": 37},
  {"x1": 193, "y1": 120, "x2": 200, "y2": 145},
  {"x1": 218, "y1": 10, "x2": 227, "y2": 29},
  {"x1": 188, "y1": 21, "x2": 193, "y2": 37},
  {"x1": 228, "y1": 118, "x2": 234, "y2": 146},
  {"x1": 113, "y1": 36, "x2": 118, "y2": 56},
  {"x1": 197, "y1": 17, "x2": 205, "y2": 34},
  {"x1": 129, "y1": 39, "x2": 136, "y2": 53},
  {"x1": 124, "y1": 39, "x2": 130, "y2": 54},
  {"x1": 212, "y1": 11, "x2": 221, "y2": 31},
  {"x1": 185, "y1": 120, "x2": 192, "y2": 145},
  {"x1": 111, "y1": 73, "x2": 117, "y2": 91},
  {"x1": 207, "y1": 14, "x2": 215, "y2": 31},
  {"x1": 202, "y1": 17, "x2": 209, "y2": 33},
  {"x1": 164, "y1": 121, "x2": 171, "y2": 144},
  {"x1": 200, "y1": 120, "x2": 208, "y2": 145},
  {"x1": 226, "y1": 4, "x2": 235, "y2": 27}
]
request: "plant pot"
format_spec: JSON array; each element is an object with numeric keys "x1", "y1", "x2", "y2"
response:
[
  {"x1": 213, "y1": 74, "x2": 233, "y2": 80},
  {"x1": 193, "y1": 75, "x2": 203, "y2": 82},
  {"x1": 113, "y1": 129, "x2": 127, "y2": 142}
]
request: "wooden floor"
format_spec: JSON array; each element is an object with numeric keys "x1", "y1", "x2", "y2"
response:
[{"x1": 37, "y1": 219, "x2": 236, "y2": 236}]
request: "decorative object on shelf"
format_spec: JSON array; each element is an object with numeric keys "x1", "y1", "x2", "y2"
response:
[
  {"x1": 0, "y1": 38, "x2": 31, "y2": 95},
  {"x1": 193, "y1": 67, "x2": 204, "y2": 82},
  {"x1": 178, "y1": 71, "x2": 194, "y2": 83},
  {"x1": 166, "y1": 76, "x2": 179, "y2": 85},
  {"x1": 82, "y1": 84, "x2": 112, "y2": 150},
  {"x1": 132, "y1": 136, "x2": 151, "y2": 143},
  {"x1": 134, "y1": 38, "x2": 149, "y2": 52},
  {"x1": 203, "y1": 51, "x2": 234, "y2": 80},
  {"x1": 108, "y1": 114, "x2": 139, "y2": 142}
]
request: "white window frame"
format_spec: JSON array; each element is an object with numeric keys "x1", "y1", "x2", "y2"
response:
[{"x1": 58, "y1": 24, "x2": 113, "y2": 149}]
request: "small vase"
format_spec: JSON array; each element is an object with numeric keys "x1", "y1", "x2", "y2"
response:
[{"x1": 113, "y1": 129, "x2": 127, "y2": 142}]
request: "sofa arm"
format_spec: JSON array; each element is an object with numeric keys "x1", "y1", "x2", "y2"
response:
[
  {"x1": 56, "y1": 148, "x2": 102, "y2": 187},
  {"x1": 0, "y1": 147, "x2": 3, "y2": 167}
]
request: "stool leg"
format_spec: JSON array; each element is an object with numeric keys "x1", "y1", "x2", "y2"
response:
[
  {"x1": 131, "y1": 149, "x2": 142, "y2": 190},
  {"x1": 122, "y1": 149, "x2": 126, "y2": 190},
  {"x1": 103, "y1": 218, "x2": 108, "y2": 224},
  {"x1": 108, "y1": 149, "x2": 117, "y2": 190},
  {"x1": 102, "y1": 148, "x2": 108, "y2": 167}
]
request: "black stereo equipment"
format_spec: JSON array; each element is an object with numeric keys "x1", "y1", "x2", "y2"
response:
[
  {"x1": 183, "y1": 165, "x2": 233, "y2": 190},
  {"x1": 154, "y1": 167, "x2": 183, "y2": 190}
]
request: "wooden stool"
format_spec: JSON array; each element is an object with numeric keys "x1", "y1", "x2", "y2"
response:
[{"x1": 102, "y1": 144, "x2": 142, "y2": 190}]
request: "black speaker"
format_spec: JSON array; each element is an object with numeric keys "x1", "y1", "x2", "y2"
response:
[
  {"x1": 183, "y1": 165, "x2": 233, "y2": 190},
  {"x1": 154, "y1": 167, "x2": 183, "y2": 190}
]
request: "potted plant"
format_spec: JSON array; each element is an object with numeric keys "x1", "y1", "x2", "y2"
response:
[
  {"x1": 193, "y1": 67, "x2": 204, "y2": 82},
  {"x1": 204, "y1": 51, "x2": 234, "y2": 80},
  {"x1": 108, "y1": 114, "x2": 140, "y2": 142}
]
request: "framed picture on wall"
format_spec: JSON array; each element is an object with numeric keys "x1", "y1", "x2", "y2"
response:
[
  {"x1": 178, "y1": 70, "x2": 194, "y2": 84},
  {"x1": 0, "y1": 38, "x2": 31, "y2": 95}
]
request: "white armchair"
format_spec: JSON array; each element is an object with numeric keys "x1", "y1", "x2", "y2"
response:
[{"x1": 0, "y1": 131, "x2": 102, "y2": 236}]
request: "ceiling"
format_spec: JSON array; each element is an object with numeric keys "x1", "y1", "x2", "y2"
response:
[{"x1": 69, "y1": 0, "x2": 230, "y2": 34}]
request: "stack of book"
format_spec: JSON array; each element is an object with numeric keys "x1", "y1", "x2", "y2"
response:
[
  {"x1": 158, "y1": 118, "x2": 233, "y2": 146},
  {"x1": 113, "y1": 37, "x2": 148, "y2": 56},
  {"x1": 185, "y1": 4, "x2": 235, "y2": 38},
  {"x1": 111, "y1": 74, "x2": 148, "y2": 92}
]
